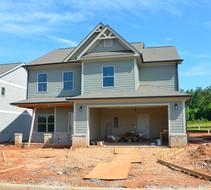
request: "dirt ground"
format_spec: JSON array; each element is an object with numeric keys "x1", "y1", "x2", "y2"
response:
[{"x1": 0, "y1": 143, "x2": 210, "y2": 188}]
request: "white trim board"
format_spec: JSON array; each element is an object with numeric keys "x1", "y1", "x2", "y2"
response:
[
  {"x1": 0, "y1": 109, "x2": 31, "y2": 115},
  {"x1": 0, "y1": 79, "x2": 26, "y2": 90}
]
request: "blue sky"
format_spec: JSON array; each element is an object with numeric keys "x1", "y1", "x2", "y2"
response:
[{"x1": 0, "y1": 0, "x2": 210, "y2": 90}]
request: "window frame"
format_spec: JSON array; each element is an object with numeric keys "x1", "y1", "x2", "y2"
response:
[
  {"x1": 62, "y1": 71, "x2": 74, "y2": 91},
  {"x1": 102, "y1": 66, "x2": 115, "y2": 88},
  {"x1": 37, "y1": 73, "x2": 48, "y2": 93},
  {"x1": 37, "y1": 114, "x2": 55, "y2": 133},
  {"x1": 1, "y1": 87, "x2": 5, "y2": 96}
]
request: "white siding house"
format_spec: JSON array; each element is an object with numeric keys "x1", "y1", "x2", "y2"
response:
[{"x1": 0, "y1": 63, "x2": 32, "y2": 142}]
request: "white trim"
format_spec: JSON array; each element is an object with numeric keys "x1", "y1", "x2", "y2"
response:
[
  {"x1": 81, "y1": 62, "x2": 84, "y2": 95},
  {"x1": 63, "y1": 23, "x2": 105, "y2": 62},
  {"x1": 28, "y1": 107, "x2": 36, "y2": 147},
  {"x1": 77, "y1": 27, "x2": 108, "y2": 60},
  {"x1": 0, "y1": 109, "x2": 30, "y2": 115},
  {"x1": 37, "y1": 72, "x2": 48, "y2": 93},
  {"x1": 87, "y1": 106, "x2": 90, "y2": 146},
  {"x1": 106, "y1": 25, "x2": 140, "y2": 55},
  {"x1": 0, "y1": 79, "x2": 26, "y2": 89},
  {"x1": 73, "y1": 103, "x2": 76, "y2": 135},
  {"x1": 54, "y1": 107, "x2": 57, "y2": 132},
  {"x1": 0, "y1": 63, "x2": 25, "y2": 78},
  {"x1": 182, "y1": 100, "x2": 187, "y2": 134},
  {"x1": 168, "y1": 104, "x2": 171, "y2": 135},
  {"x1": 101, "y1": 65, "x2": 115, "y2": 88},
  {"x1": 62, "y1": 71, "x2": 74, "y2": 91}
]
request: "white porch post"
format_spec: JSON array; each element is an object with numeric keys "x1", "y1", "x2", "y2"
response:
[
  {"x1": 27, "y1": 107, "x2": 36, "y2": 147},
  {"x1": 54, "y1": 106, "x2": 57, "y2": 132}
]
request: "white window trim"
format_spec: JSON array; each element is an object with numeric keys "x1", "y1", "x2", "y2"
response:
[
  {"x1": 101, "y1": 66, "x2": 115, "y2": 88},
  {"x1": 62, "y1": 71, "x2": 74, "y2": 91},
  {"x1": 103, "y1": 39, "x2": 113, "y2": 48},
  {"x1": 37, "y1": 73, "x2": 48, "y2": 93},
  {"x1": 37, "y1": 114, "x2": 55, "y2": 133}
]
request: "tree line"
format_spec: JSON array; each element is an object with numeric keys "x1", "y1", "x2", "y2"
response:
[{"x1": 182, "y1": 86, "x2": 211, "y2": 121}]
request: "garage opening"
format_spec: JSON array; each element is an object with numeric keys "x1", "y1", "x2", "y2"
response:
[{"x1": 89, "y1": 106, "x2": 169, "y2": 146}]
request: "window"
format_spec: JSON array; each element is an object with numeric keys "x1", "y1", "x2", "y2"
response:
[
  {"x1": 103, "y1": 39, "x2": 113, "y2": 47},
  {"x1": 114, "y1": 117, "x2": 118, "y2": 128},
  {"x1": 37, "y1": 115, "x2": 54, "y2": 132},
  {"x1": 37, "y1": 73, "x2": 47, "y2": 92},
  {"x1": 63, "y1": 72, "x2": 73, "y2": 91},
  {"x1": 103, "y1": 66, "x2": 114, "y2": 87},
  {"x1": 1, "y1": 87, "x2": 5, "y2": 96}
]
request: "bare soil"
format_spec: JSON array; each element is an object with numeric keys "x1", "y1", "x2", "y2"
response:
[{"x1": 0, "y1": 144, "x2": 210, "y2": 188}]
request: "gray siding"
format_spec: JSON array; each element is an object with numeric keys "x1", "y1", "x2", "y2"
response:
[
  {"x1": 28, "y1": 65, "x2": 81, "y2": 98},
  {"x1": 89, "y1": 39, "x2": 128, "y2": 53},
  {"x1": 75, "y1": 104, "x2": 88, "y2": 134},
  {"x1": 139, "y1": 65, "x2": 177, "y2": 91},
  {"x1": 83, "y1": 59, "x2": 136, "y2": 94},
  {"x1": 169, "y1": 102, "x2": 184, "y2": 134}
]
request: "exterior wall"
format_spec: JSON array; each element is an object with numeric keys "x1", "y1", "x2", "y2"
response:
[
  {"x1": 28, "y1": 64, "x2": 81, "y2": 98},
  {"x1": 89, "y1": 39, "x2": 128, "y2": 53},
  {"x1": 0, "y1": 66, "x2": 32, "y2": 142},
  {"x1": 83, "y1": 59, "x2": 136, "y2": 94},
  {"x1": 139, "y1": 64, "x2": 177, "y2": 91},
  {"x1": 73, "y1": 100, "x2": 186, "y2": 147}
]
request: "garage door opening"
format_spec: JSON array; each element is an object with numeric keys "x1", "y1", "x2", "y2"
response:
[{"x1": 89, "y1": 106, "x2": 169, "y2": 146}]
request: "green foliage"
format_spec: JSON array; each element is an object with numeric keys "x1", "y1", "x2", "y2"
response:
[{"x1": 184, "y1": 86, "x2": 211, "y2": 121}]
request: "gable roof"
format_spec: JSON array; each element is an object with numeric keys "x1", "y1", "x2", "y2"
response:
[
  {"x1": 0, "y1": 63, "x2": 24, "y2": 78},
  {"x1": 25, "y1": 23, "x2": 182, "y2": 66},
  {"x1": 142, "y1": 46, "x2": 182, "y2": 63},
  {"x1": 27, "y1": 42, "x2": 144, "y2": 66}
]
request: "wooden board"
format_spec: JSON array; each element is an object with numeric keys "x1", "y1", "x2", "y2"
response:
[
  {"x1": 84, "y1": 161, "x2": 131, "y2": 180},
  {"x1": 157, "y1": 159, "x2": 211, "y2": 181}
]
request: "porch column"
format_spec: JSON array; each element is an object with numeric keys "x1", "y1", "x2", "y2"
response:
[
  {"x1": 54, "y1": 106, "x2": 57, "y2": 132},
  {"x1": 27, "y1": 107, "x2": 36, "y2": 147}
]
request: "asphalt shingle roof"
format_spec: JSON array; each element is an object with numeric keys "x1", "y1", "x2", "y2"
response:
[
  {"x1": 142, "y1": 46, "x2": 182, "y2": 62},
  {"x1": 0, "y1": 63, "x2": 23, "y2": 77}
]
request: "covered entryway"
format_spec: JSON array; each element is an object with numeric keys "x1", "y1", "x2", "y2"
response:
[{"x1": 89, "y1": 106, "x2": 169, "y2": 146}]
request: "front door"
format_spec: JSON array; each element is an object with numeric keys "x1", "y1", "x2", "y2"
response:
[{"x1": 137, "y1": 114, "x2": 150, "y2": 139}]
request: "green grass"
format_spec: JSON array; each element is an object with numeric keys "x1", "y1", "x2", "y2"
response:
[
  {"x1": 187, "y1": 121, "x2": 211, "y2": 132},
  {"x1": 187, "y1": 121, "x2": 211, "y2": 127}
]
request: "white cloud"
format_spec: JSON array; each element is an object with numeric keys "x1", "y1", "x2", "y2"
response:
[
  {"x1": 48, "y1": 35, "x2": 77, "y2": 46},
  {"x1": 181, "y1": 63, "x2": 211, "y2": 76}
]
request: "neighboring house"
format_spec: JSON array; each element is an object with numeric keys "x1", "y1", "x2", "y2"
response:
[
  {"x1": 13, "y1": 23, "x2": 190, "y2": 147},
  {"x1": 0, "y1": 63, "x2": 32, "y2": 142}
]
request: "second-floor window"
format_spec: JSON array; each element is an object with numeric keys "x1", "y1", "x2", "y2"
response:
[
  {"x1": 103, "y1": 66, "x2": 114, "y2": 87},
  {"x1": 63, "y1": 71, "x2": 73, "y2": 91},
  {"x1": 37, "y1": 73, "x2": 47, "y2": 92}
]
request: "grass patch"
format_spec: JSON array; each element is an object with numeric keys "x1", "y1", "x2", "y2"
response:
[{"x1": 187, "y1": 120, "x2": 211, "y2": 127}]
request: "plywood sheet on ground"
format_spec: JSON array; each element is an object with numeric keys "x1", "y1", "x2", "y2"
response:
[
  {"x1": 84, "y1": 161, "x2": 131, "y2": 180},
  {"x1": 114, "y1": 148, "x2": 140, "y2": 154},
  {"x1": 113, "y1": 153, "x2": 142, "y2": 163}
]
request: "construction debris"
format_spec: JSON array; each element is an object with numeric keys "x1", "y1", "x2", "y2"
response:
[{"x1": 2, "y1": 150, "x2": 6, "y2": 163}]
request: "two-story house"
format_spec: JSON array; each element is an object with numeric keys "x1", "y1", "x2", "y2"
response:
[
  {"x1": 13, "y1": 23, "x2": 190, "y2": 147},
  {"x1": 0, "y1": 63, "x2": 32, "y2": 142}
]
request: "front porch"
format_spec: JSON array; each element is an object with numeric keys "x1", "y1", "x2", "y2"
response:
[{"x1": 30, "y1": 106, "x2": 73, "y2": 145}]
